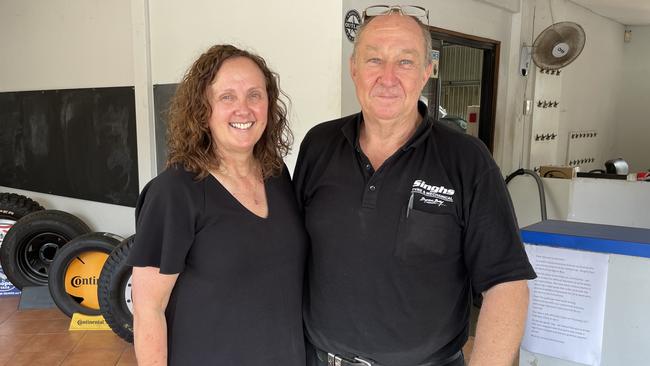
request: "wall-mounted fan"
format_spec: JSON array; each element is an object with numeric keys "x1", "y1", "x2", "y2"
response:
[{"x1": 531, "y1": 21, "x2": 586, "y2": 70}]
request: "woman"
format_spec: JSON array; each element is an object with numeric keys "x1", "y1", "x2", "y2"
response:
[{"x1": 128, "y1": 44, "x2": 306, "y2": 365}]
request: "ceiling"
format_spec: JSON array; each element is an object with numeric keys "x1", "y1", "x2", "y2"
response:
[{"x1": 570, "y1": 0, "x2": 650, "y2": 26}]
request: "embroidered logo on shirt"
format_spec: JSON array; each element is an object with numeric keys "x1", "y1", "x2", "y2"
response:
[{"x1": 411, "y1": 179, "x2": 455, "y2": 207}]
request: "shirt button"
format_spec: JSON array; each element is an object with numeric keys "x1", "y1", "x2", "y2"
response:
[
  {"x1": 365, "y1": 164, "x2": 372, "y2": 170},
  {"x1": 369, "y1": 185, "x2": 376, "y2": 191}
]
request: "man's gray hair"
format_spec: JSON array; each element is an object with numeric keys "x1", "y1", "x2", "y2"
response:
[{"x1": 351, "y1": 13, "x2": 433, "y2": 65}]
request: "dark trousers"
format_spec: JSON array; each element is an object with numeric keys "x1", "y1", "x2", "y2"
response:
[{"x1": 306, "y1": 341, "x2": 465, "y2": 366}]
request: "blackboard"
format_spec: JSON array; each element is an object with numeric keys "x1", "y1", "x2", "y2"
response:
[
  {"x1": 153, "y1": 83, "x2": 178, "y2": 174},
  {"x1": 0, "y1": 87, "x2": 139, "y2": 207}
]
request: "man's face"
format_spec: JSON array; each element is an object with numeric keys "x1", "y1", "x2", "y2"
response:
[{"x1": 350, "y1": 15, "x2": 432, "y2": 123}]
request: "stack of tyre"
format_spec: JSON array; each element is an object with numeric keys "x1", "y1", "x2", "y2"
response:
[{"x1": 0, "y1": 193, "x2": 134, "y2": 343}]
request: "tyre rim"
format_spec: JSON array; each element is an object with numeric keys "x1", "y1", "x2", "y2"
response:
[
  {"x1": 64, "y1": 251, "x2": 110, "y2": 310},
  {"x1": 124, "y1": 274, "x2": 133, "y2": 314},
  {"x1": 18, "y1": 231, "x2": 67, "y2": 284}
]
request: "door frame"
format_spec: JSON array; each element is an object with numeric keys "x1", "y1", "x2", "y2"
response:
[{"x1": 428, "y1": 25, "x2": 500, "y2": 152}]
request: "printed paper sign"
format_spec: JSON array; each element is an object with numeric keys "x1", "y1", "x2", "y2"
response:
[{"x1": 522, "y1": 244, "x2": 609, "y2": 366}]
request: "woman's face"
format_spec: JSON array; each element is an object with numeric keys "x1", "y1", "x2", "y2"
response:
[{"x1": 207, "y1": 56, "x2": 268, "y2": 158}]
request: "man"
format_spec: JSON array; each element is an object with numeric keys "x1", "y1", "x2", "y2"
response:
[{"x1": 294, "y1": 7, "x2": 536, "y2": 366}]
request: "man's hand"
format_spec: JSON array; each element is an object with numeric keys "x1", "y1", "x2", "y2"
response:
[{"x1": 468, "y1": 280, "x2": 530, "y2": 366}]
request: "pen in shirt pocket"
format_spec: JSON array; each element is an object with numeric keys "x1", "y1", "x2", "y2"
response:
[{"x1": 406, "y1": 192, "x2": 414, "y2": 218}]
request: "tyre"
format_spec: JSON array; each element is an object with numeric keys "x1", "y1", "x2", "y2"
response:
[
  {"x1": 0, "y1": 210, "x2": 91, "y2": 288},
  {"x1": 48, "y1": 232, "x2": 122, "y2": 317},
  {"x1": 98, "y1": 235, "x2": 134, "y2": 343},
  {"x1": 0, "y1": 193, "x2": 44, "y2": 248},
  {"x1": 0, "y1": 193, "x2": 45, "y2": 221}
]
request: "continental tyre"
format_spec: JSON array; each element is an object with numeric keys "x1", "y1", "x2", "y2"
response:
[
  {"x1": 48, "y1": 232, "x2": 122, "y2": 317},
  {"x1": 0, "y1": 210, "x2": 91, "y2": 288},
  {"x1": 98, "y1": 235, "x2": 134, "y2": 343}
]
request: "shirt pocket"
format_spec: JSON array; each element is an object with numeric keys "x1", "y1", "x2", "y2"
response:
[{"x1": 394, "y1": 208, "x2": 461, "y2": 265}]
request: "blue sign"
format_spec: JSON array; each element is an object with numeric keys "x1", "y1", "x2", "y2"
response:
[{"x1": 0, "y1": 220, "x2": 21, "y2": 296}]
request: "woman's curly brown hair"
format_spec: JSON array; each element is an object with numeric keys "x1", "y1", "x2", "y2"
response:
[{"x1": 166, "y1": 44, "x2": 292, "y2": 179}]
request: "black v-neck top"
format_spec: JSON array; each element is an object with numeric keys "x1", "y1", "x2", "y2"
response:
[{"x1": 128, "y1": 164, "x2": 307, "y2": 365}]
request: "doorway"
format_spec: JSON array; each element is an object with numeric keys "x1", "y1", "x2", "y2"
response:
[{"x1": 421, "y1": 26, "x2": 500, "y2": 152}]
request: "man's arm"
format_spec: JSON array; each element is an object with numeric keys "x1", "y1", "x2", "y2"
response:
[{"x1": 468, "y1": 279, "x2": 530, "y2": 366}]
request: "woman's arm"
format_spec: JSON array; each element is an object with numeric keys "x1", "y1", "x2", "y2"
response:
[{"x1": 132, "y1": 266, "x2": 179, "y2": 366}]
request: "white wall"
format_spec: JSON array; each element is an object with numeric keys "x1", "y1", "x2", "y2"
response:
[
  {"x1": 508, "y1": 176, "x2": 571, "y2": 227},
  {"x1": 148, "y1": 0, "x2": 343, "y2": 172},
  {"x1": 0, "y1": 0, "x2": 342, "y2": 237},
  {"x1": 509, "y1": 177, "x2": 650, "y2": 229},
  {"x1": 516, "y1": 0, "x2": 625, "y2": 171},
  {"x1": 0, "y1": 0, "x2": 137, "y2": 237},
  {"x1": 342, "y1": 0, "x2": 521, "y2": 173},
  {"x1": 552, "y1": 0, "x2": 624, "y2": 166},
  {"x1": 339, "y1": 0, "x2": 626, "y2": 176},
  {"x1": 0, "y1": 0, "x2": 134, "y2": 91},
  {"x1": 0, "y1": 0, "x2": 643, "y2": 237},
  {"x1": 614, "y1": 26, "x2": 650, "y2": 172}
]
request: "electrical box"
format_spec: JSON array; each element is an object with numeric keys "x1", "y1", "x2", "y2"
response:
[{"x1": 466, "y1": 105, "x2": 480, "y2": 137}]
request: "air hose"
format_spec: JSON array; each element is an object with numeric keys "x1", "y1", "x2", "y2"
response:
[{"x1": 505, "y1": 168, "x2": 548, "y2": 221}]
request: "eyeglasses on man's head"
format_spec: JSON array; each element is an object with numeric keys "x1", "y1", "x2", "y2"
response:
[{"x1": 362, "y1": 5, "x2": 429, "y2": 25}]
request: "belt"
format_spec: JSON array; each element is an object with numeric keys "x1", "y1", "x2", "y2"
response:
[
  {"x1": 316, "y1": 349, "x2": 372, "y2": 366},
  {"x1": 315, "y1": 348, "x2": 462, "y2": 366}
]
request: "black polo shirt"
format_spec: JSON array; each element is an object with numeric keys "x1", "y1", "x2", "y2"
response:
[{"x1": 294, "y1": 103, "x2": 536, "y2": 366}]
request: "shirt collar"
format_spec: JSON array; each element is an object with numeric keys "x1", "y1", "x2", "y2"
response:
[{"x1": 341, "y1": 101, "x2": 433, "y2": 151}]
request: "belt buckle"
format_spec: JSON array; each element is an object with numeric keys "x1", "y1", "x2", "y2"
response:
[
  {"x1": 353, "y1": 357, "x2": 373, "y2": 366},
  {"x1": 327, "y1": 353, "x2": 342, "y2": 366},
  {"x1": 327, "y1": 352, "x2": 372, "y2": 366}
]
